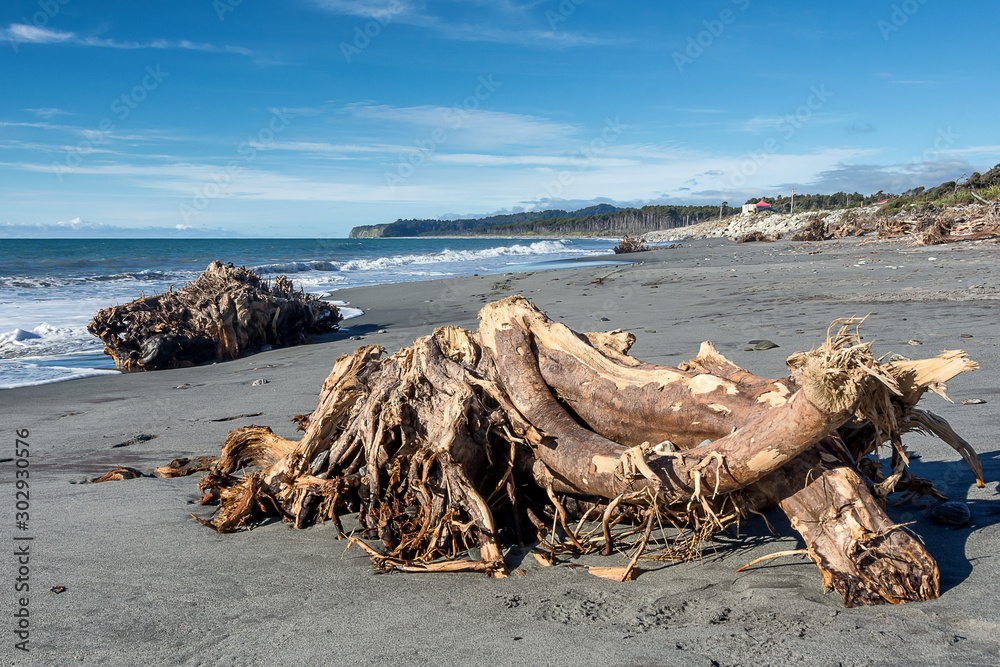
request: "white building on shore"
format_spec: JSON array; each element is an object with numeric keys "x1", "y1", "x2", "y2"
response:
[{"x1": 742, "y1": 200, "x2": 774, "y2": 215}]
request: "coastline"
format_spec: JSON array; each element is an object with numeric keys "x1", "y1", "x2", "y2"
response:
[
  {"x1": 0, "y1": 236, "x2": 614, "y2": 389},
  {"x1": 4, "y1": 236, "x2": 999, "y2": 665}
]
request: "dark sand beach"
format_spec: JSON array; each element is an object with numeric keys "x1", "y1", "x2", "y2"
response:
[{"x1": 5, "y1": 237, "x2": 1000, "y2": 666}]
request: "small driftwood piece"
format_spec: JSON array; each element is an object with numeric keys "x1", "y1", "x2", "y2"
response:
[
  {"x1": 93, "y1": 466, "x2": 144, "y2": 483},
  {"x1": 190, "y1": 297, "x2": 982, "y2": 607},
  {"x1": 155, "y1": 456, "x2": 219, "y2": 478},
  {"x1": 88, "y1": 261, "x2": 341, "y2": 370}
]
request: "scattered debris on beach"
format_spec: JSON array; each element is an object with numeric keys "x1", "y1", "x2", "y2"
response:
[
  {"x1": 647, "y1": 193, "x2": 1000, "y2": 248},
  {"x1": 88, "y1": 261, "x2": 341, "y2": 371},
  {"x1": 181, "y1": 297, "x2": 982, "y2": 607}
]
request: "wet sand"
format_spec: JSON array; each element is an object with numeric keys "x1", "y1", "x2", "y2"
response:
[{"x1": 4, "y1": 236, "x2": 999, "y2": 666}]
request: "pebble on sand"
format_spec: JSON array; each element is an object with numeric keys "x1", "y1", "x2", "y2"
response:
[{"x1": 932, "y1": 502, "x2": 971, "y2": 526}]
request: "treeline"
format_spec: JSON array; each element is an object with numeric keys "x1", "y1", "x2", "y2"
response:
[
  {"x1": 348, "y1": 204, "x2": 621, "y2": 237},
  {"x1": 747, "y1": 192, "x2": 891, "y2": 212},
  {"x1": 749, "y1": 163, "x2": 1000, "y2": 214},
  {"x1": 879, "y1": 163, "x2": 1000, "y2": 213},
  {"x1": 460, "y1": 204, "x2": 738, "y2": 236}
]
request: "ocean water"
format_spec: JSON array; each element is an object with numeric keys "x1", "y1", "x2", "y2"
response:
[{"x1": 0, "y1": 237, "x2": 617, "y2": 389}]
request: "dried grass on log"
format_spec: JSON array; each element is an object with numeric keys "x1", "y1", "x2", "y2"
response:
[
  {"x1": 190, "y1": 297, "x2": 981, "y2": 606},
  {"x1": 88, "y1": 261, "x2": 341, "y2": 370}
]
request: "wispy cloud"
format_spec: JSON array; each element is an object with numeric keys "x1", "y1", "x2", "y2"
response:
[
  {"x1": 0, "y1": 218, "x2": 241, "y2": 238},
  {"x1": 739, "y1": 113, "x2": 855, "y2": 133},
  {"x1": 0, "y1": 121, "x2": 68, "y2": 130},
  {"x1": 936, "y1": 145, "x2": 1000, "y2": 157},
  {"x1": 432, "y1": 153, "x2": 637, "y2": 167},
  {"x1": 247, "y1": 140, "x2": 416, "y2": 155},
  {"x1": 311, "y1": 0, "x2": 621, "y2": 47},
  {"x1": 342, "y1": 103, "x2": 578, "y2": 147},
  {"x1": 1, "y1": 24, "x2": 252, "y2": 56},
  {"x1": 672, "y1": 108, "x2": 727, "y2": 114},
  {"x1": 5, "y1": 24, "x2": 73, "y2": 43},
  {"x1": 844, "y1": 123, "x2": 877, "y2": 135},
  {"x1": 25, "y1": 107, "x2": 73, "y2": 120}
]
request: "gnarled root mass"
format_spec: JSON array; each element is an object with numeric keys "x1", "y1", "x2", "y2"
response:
[
  {"x1": 88, "y1": 261, "x2": 341, "y2": 370},
  {"x1": 193, "y1": 296, "x2": 981, "y2": 606}
]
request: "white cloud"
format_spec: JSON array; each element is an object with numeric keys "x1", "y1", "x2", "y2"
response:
[
  {"x1": 25, "y1": 108, "x2": 72, "y2": 119},
  {"x1": 0, "y1": 218, "x2": 239, "y2": 238},
  {"x1": 1, "y1": 23, "x2": 252, "y2": 56},
  {"x1": 739, "y1": 113, "x2": 855, "y2": 133},
  {"x1": 5, "y1": 24, "x2": 73, "y2": 43},
  {"x1": 248, "y1": 140, "x2": 414, "y2": 155},
  {"x1": 937, "y1": 145, "x2": 1000, "y2": 157},
  {"x1": 343, "y1": 103, "x2": 578, "y2": 148},
  {"x1": 432, "y1": 153, "x2": 637, "y2": 167},
  {"x1": 311, "y1": 1, "x2": 621, "y2": 47}
]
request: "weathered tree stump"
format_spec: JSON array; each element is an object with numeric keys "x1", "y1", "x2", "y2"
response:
[
  {"x1": 88, "y1": 261, "x2": 341, "y2": 370},
  {"x1": 192, "y1": 296, "x2": 981, "y2": 606}
]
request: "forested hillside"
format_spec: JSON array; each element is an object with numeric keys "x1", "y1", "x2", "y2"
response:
[
  {"x1": 460, "y1": 204, "x2": 737, "y2": 236},
  {"x1": 348, "y1": 204, "x2": 620, "y2": 237}
]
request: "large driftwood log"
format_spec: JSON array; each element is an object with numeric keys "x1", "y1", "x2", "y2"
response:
[
  {"x1": 88, "y1": 261, "x2": 341, "y2": 370},
  {"x1": 192, "y1": 296, "x2": 981, "y2": 606}
]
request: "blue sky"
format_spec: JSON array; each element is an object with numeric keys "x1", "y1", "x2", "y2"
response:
[{"x1": 1, "y1": 0, "x2": 997, "y2": 237}]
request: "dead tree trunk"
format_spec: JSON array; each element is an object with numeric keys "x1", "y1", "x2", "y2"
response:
[{"x1": 190, "y1": 296, "x2": 981, "y2": 606}]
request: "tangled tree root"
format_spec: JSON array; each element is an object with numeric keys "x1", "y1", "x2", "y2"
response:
[
  {"x1": 88, "y1": 261, "x2": 341, "y2": 370},
  {"x1": 613, "y1": 235, "x2": 649, "y2": 254},
  {"x1": 191, "y1": 297, "x2": 981, "y2": 606},
  {"x1": 791, "y1": 216, "x2": 828, "y2": 241}
]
